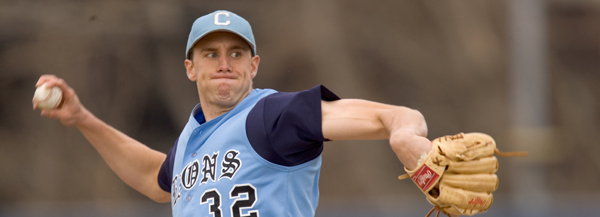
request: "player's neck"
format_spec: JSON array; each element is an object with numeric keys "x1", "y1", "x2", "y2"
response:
[
  {"x1": 199, "y1": 91, "x2": 252, "y2": 122},
  {"x1": 200, "y1": 105, "x2": 233, "y2": 122}
]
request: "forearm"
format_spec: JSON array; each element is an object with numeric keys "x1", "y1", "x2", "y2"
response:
[
  {"x1": 380, "y1": 106, "x2": 428, "y2": 138},
  {"x1": 380, "y1": 107, "x2": 431, "y2": 170},
  {"x1": 321, "y1": 99, "x2": 432, "y2": 169},
  {"x1": 34, "y1": 75, "x2": 169, "y2": 202},
  {"x1": 322, "y1": 99, "x2": 400, "y2": 140},
  {"x1": 76, "y1": 108, "x2": 169, "y2": 202}
]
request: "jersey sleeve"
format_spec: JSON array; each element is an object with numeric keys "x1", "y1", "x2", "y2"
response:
[
  {"x1": 246, "y1": 85, "x2": 340, "y2": 166},
  {"x1": 157, "y1": 139, "x2": 177, "y2": 192}
]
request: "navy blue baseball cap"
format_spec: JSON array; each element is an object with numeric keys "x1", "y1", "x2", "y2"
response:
[{"x1": 186, "y1": 10, "x2": 256, "y2": 59}]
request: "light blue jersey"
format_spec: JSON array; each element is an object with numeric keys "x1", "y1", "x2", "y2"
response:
[{"x1": 170, "y1": 88, "x2": 322, "y2": 217}]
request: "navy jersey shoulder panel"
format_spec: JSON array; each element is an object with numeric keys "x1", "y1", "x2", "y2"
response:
[
  {"x1": 246, "y1": 85, "x2": 340, "y2": 166},
  {"x1": 157, "y1": 139, "x2": 177, "y2": 192}
]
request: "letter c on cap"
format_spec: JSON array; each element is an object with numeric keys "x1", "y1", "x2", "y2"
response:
[{"x1": 214, "y1": 12, "x2": 230, "y2": 26}]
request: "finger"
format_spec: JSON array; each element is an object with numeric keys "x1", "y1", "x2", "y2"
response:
[
  {"x1": 36, "y1": 74, "x2": 58, "y2": 87},
  {"x1": 43, "y1": 78, "x2": 60, "y2": 88},
  {"x1": 40, "y1": 110, "x2": 60, "y2": 119},
  {"x1": 49, "y1": 78, "x2": 72, "y2": 97},
  {"x1": 42, "y1": 109, "x2": 61, "y2": 119},
  {"x1": 37, "y1": 76, "x2": 73, "y2": 101}
]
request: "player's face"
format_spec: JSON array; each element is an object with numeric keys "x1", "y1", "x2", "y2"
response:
[{"x1": 185, "y1": 32, "x2": 259, "y2": 112}]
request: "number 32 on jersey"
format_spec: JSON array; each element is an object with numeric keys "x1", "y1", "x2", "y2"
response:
[{"x1": 201, "y1": 184, "x2": 259, "y2": 217}]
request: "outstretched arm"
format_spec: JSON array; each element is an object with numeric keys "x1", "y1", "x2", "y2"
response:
[
  {"x1": 33, "y1": 75, "x2": 170, "y2": 202},
  {"x1": 321, "y1": 99, "x2": 431, "y2": 170}
]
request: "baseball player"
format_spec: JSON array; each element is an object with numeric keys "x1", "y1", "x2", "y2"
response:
[{"x1": 34, "y1": 10, "x2": 431, "y2": 217}]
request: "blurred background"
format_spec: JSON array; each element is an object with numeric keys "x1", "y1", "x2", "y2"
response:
[{"x1": 1, "y1": 0, "x2": 598, "y2": 216}]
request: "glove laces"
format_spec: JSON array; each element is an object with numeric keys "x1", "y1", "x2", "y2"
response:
[{"x1": 425, "y1": 206, "x2": 458, "y2": 217}]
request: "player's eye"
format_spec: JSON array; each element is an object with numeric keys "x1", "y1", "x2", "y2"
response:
[
  {"x1": 206, "y1": 53, "x2": 217, "y2": 58},
  {"x1": 230, "y1": 52, "x2": 241, "y2": 58}
]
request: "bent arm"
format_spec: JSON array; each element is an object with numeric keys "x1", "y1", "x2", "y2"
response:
[
  {"x1": 76, "y1": 113, "x2": 171, "y2": 202},
  {"x1": 321, "y1": 99, "x2": 431, "y2": 169},
  {"x1": 34, "y1": 75, "x2": 170, "y2": 202}
]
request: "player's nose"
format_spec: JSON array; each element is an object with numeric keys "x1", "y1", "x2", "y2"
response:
[{"x1": 217, "y1": 55, "x2": 232, "y2": 73}]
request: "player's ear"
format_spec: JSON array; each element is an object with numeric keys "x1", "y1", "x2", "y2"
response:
[
  {"x1": 185, "y1": 59, "x2": 197, "y2": 81},
  {"x1": 250, "y1": 55, "x2": 259, "y2": 79}
]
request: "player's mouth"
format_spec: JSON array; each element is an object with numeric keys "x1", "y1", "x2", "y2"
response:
[{"x1": 210, "y1": 74, "x2": 238, "y2": 80}]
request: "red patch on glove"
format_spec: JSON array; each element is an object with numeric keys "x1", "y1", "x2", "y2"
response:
[{"x1": 411, "y1": 164, "x2": 440, "y2": 191}]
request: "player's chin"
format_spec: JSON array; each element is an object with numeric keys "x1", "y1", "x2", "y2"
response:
[
  {"x1": 216, "y1": 91, "x2": 251, "y2": 109},
  {"x1": 216, "y1": 83, "x2": 234, "y2": 98}
]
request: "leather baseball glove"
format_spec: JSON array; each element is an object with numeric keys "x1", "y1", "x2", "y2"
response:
[{"x1": 398, "y1": 133, "x2": 527, "y2": 217}]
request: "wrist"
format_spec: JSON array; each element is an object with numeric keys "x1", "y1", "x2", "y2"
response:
[
  {"x1": 73, "y1": 107, "x2": 96, "y2": 128},
  {"x1": 389, "y1": 130, "x2": 432, "y2": 170}
]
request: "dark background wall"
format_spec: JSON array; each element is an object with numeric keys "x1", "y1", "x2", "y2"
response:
[{"x1": 0, "y1": 0, "x2": 598, "y2": 216}]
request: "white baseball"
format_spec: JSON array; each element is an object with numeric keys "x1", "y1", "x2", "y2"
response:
[{"x1": 33, "y1": 83, "x2": 63, "y2": 110}]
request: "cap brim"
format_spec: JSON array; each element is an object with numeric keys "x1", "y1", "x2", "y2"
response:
[{"x1": 186, "y1": 29, "x2": 256, "y2": 59}]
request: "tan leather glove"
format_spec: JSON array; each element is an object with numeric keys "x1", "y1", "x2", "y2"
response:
[{"x1": 399, "y1": 133, "x2": 526, "y2": 217}]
